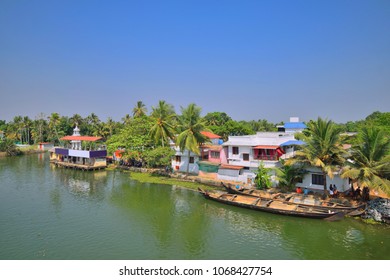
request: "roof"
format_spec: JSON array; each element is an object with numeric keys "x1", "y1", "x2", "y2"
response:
[
  {"x1": 219, "y1": 164, "x2": 244, "y2": 170},
  {"x1": 284, "y1": 122, "x2": 307, "y2": 129},
  {"x1": 253, "y1": 145, "x2": 279, "y2": 149},
  {"x1": 280, "y1": 140, "x2": 305, "y2": 146},
  {"x1": 223, "y1": 132, "x2": 295, "y2": 147},
  {"x1": 60, "y1": 136, "x2": 102, "y2": 142},
  {"x1": 201, "y1": 144, "x2": 223, "y2": 151},
  {"x1": 201, "y1": 131, "x2": 221, "y2": 139}
]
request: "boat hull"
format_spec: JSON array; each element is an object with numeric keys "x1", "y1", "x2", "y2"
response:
[{"x1": 199, "y1": 189, "x2": 341, "y2": 219}]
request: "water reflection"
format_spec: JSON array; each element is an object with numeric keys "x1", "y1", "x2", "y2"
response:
[
  {"x1": 51, "y1": 167, "x2": 108, "y2": 199},
  {"x1": 1, "y1": 154, "x2": 389, "y2": 260}
]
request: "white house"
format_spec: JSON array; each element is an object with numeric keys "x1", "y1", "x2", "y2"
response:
[
  {"x1": 296, "y1": 167, "x2": 351, "y2": 193},
  {"x1": 170, "y1": 131, "x2": 224, "y2": 174},
  {"x1": 218, "y1": 132, "x2": 300, "y2": 183}
]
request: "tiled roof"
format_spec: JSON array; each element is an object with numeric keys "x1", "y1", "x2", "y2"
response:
[
  {"x1": 201, "y1": 131, "x2": 221, "y2": 139},
  {"x1": 253, "y1": 145, "x2": 279, "y2": 149},
  {"x1": 60, "y1": 136, "x2": 102, "y2": 142},
  {"x1": 219, "y1": 164, "x2": 244, "y2": 170}
]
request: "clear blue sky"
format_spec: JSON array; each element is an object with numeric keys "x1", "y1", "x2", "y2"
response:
[{"x1": 1, "y1": 0, "x2": 389, "y2": 123}]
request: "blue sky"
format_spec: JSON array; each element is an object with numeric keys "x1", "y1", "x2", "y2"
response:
[{"x1": 1, "y1": 0, "x2": 389, "y2": 123}]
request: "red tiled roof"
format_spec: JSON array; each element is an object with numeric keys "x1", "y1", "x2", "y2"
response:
[
  {"x1": 253, "y1": 145, "x2": 279, "y2": 149},
  {"x1": 201, "y1": 144, "x2": 223, "y2": 151},
  {"x1": 60, "y1": 136, "x2": 102, "y2": 142},
  {"x1": 201, "y1": 131, "x2": 221, "y2": 139},
  {"x1": 220, "y1": 164, "x2": 244, "y2": 170}
]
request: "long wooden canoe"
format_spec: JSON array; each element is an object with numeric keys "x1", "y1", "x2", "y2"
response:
[
  {"x1": 198, "y1": 188, "x2": 343, "y2": 220},
  {"x1": 222, "y1": 183, "x2": 365, "y2": 213}
]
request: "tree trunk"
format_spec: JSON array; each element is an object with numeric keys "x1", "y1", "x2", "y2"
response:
[
  {"x1": 323, "y1": 172, "x2": 328, "y2": 196},
  {"x1": 186, "y1": 150, "x2": 190, "y2": 176}
]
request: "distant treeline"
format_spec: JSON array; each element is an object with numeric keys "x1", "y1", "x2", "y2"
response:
[{"x1": 0, "y1": 102, "x2": 389, "y2": 147}]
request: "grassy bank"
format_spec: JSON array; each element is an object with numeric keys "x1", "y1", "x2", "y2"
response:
[{"x1": 127, "y1": 172, "x2": 218, "y2": 191}]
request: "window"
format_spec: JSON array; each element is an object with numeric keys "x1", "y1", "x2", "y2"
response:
[
  {"x1": 175, "y1": 156, "x2": 181, "y2": 163},
  {"x1": 311, "y1": 174, "x2": 324, "y2": 185},
  {"x1": 243, "y1": 153, "x2": 249, "y2": 161},
  {"x1": 232, "y1": 147, "x2": 239, "y2": 155},
  {"x1": 189, "y1": 157, "x2": 194, "y2": 164},
  {"x1": 211, "y1": 151, "x2": 220, "y2": 159}
]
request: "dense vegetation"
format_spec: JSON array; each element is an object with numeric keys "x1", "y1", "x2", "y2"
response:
[{"x1": 1, "y1": 103, "x2": 389, "y2": 193}]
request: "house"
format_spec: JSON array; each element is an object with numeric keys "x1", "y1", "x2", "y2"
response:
[
  {"x1": 296, "y1": 167, "x2": 351, "y2": 193},
  {"x1": 171, "y1": 131, "x2": 226, "y2": 175},
  {"x1": 218, "y1": 132, "x2": 299, "y2": 183},
  {"x1": 277, "y1": 117, "x2": 306, "y2": 133},
  {"x1": 50, "y1": 125, "x2": 107, "y2": 170}
]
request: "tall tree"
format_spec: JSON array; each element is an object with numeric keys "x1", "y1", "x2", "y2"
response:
[
  {"x1": 85, "y1": 113, "x2": 101, "y2": 136},
  {"x1": 70, "y1": 114, "x2": 83, "y2": 127},
  {"x1": 275, "y1": 159, "x2": 307, "y2": 192},
  {"x1": 287, "y1": 117, "x2": 346, "y2": 192},
  {"x1": 341, "y1": 127, "x2": 390, "y2": 195},
  {"x1": 149, "y1": 100, "x2": 176, "y2": 147},
  {"x1": 48, "y1": 113, "x2": 61, "y2": 144},
  {"x1": 176, "y1": 103, "x2": 210, "y2": 175},
  {"x1": 122, "y1": 114, "x2": 132, "y2": 125},
  {"x1": 132, "y1": 101, "x2": 147, "y2": 118}
]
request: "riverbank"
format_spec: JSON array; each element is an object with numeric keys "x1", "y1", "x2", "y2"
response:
[
  {"x1": 112, "y1": 165, "x2": 390, "y2": 224},
  {"x1": 114, "y1": 165, "x2": 221, "y2": 191}
]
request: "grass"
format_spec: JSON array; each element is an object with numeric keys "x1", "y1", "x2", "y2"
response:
[{"x1": 127, "y1": 172, "x2": 218, "y2": 191}]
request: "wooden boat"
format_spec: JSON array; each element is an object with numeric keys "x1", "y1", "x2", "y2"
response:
[
  {"x1": 222, "y1": 183, "x2": 365, "y2": 213},
  {"x1": 198, "y1": 188, "x2": 343, "y2": 220}
]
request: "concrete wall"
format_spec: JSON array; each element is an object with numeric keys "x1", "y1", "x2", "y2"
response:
[{"x1": 296, "y1": 167, "x2": 350, "y2": 192}]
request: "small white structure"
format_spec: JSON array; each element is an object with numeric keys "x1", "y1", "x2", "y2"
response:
[
  {"x1": 38, "y1": 142, "x2": 54, "y2": 151},
  {"x1": 296, "y1": 167, "x2": 351, "y2": 193},
  {"x1": 277, "y1": 117, "x2": 307, "y2": 134}
]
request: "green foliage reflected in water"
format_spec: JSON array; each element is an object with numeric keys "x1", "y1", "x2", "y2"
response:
[{"x1": 0, "y1": 155, "x2": 389, "y2": 260}]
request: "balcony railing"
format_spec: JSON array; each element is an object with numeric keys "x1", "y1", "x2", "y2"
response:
[{"x1": 253, "y1": 155, "x2": 279, "y2": 161}]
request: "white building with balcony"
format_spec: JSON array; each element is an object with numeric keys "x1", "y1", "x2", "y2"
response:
[{"x1": 218, "y1": 132, "x2": 302, "y2": 183}]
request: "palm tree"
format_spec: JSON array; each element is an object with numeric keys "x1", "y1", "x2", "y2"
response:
[
  {"x1": 149, "y1": 100, "x2": 176, "y2": 147},
  {"x1": 86, "y1": 113, "x2": 101, "y2": 136},
  {"x1": 104, "y1": 117, "x2": 116, "y2": 138},
  {"x1": 122, "y1": 114, "x2": 132, "y2": 125},
  {"x1": 275, "y1": 159, "x2": 307, "y2": 191},
  {"x1": 132, "y1": 101, "x2": 147, "y2": 118},
  {"x1": 22, "y1": 116, "x2": 32, "y2": 144},
  {"x1": 176, "y1": 103, "x2": 210, "y2": 175},
  {"x1": 70, "y1": 114, "x2": 83, "y2": 127},
  {"x1": 48, "y1": 113, "x2": 61, "y2": 144},
  {"x1": 12, "y1": 115, "x2": 23, "y2": 143},
  {"x1": 287, "y1": 117, "x2": 346, "y2": 192},
  {"x1": 341, "y1": 127, "x2": 390, "y2": 195}
]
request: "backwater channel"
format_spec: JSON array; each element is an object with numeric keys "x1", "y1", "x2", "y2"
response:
[{"x1": 0, "y1": 154, "x2": 389, "y2": 260}]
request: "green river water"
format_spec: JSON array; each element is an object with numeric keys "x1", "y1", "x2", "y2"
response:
[{"x1": 0, "y1": 154, "x2": 389, "y2": 260}]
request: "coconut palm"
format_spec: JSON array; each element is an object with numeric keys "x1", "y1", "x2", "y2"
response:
[
  {"x1": 176, "y1": 103, "x2": 210, "y2": 175},
  {"x1": 132, "y1": 101, "x2": 147, "y2": 118},
  {"x1": 341, "y1": 127, "x2": 390, "y2": 195},
  {"x1": 275, "y1": 159, "x2": 307, "y2": 191},
  {"x1": 48, "y1": 113, "x2": 61, "y2": 144},
  {"x1": 149, "y1": 100, "x2": 176, "y2": 147},
  {"x1": 122, "y1": 114, "x2": 132, "y2": 125},
  {"x1": 70, "y1": 114, "x2": 83, "y2": 127},
  {"x1": 86, "y1": 113, "x2": 101, "y2": 136},
  {"x1": 287, "y1": 117, "x2": 346, "y2": 192},
  {"x1": 22, "y1": 116, "x2": 32, "y2": 144}
]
